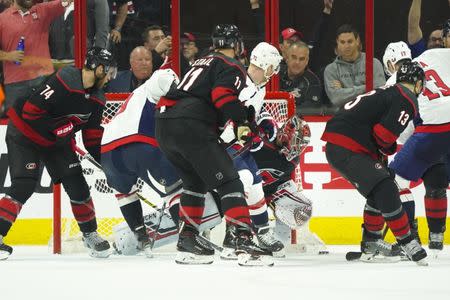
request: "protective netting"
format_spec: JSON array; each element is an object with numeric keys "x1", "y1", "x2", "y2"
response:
[{"x1": 53, "y1": 92, "x2": 322, "y2": 253}]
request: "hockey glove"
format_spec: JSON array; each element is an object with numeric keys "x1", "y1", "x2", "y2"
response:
[
  {"x1": 235, "y1": 124, "x2": 252, "y2": 146},
  {"x1": 257, "y1": 111, "x2": 278, "y2": 142},
  {"x1": 53, "y1": 120, "x2": 74, "y2": 146}
]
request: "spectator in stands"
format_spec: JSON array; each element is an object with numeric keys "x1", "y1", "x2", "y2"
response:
[
  {"x1": 0, "y1": 0, "x2": 11, "y2": 12},
  {"x1": 0, "y1": 0, "x2": 72, "y2": 118},
  {"x1": 280, "y1": 27, "x2": 304, "y2": 59},
  {"x1": 142, "y1": 25, "x2": 171, "y2": 71},
  {"x1": 280, "y1": 41, "x2": 322, "y2": 113},
  {"x1": 408, "y1": 0, "x2": 445, "y2": 58},
  {"x1": 49, "y1": 0, "x2": 109, "y2": 60},
  {"x1": 106, "y1": 46, "x2": 152, "y2": 93},
  {"x1": 324, "y1": 24, "x2": 385, "y2": 108},
  {"x1": 181, "y1": 32, "x2": 198, "y2": 65}
]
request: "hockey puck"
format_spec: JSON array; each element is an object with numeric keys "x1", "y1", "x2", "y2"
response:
[{"x1": 345, "y1": 251, "x2": 362, "y2": 261}]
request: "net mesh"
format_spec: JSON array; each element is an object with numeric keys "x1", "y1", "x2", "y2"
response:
[{"x1": 53, "y1": 92, "x2": 317, "y2": 252}]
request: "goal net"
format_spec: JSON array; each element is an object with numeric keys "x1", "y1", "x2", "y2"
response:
[{"x1": 51, "y1": 91, "x2": 326, "y2": 254}]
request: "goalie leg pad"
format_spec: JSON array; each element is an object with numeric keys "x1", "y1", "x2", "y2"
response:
[
  {"x1": 271, "y1": 180, "x2": 312, "y2": 229},
  {"x1": 113, "y1": 210, "x2": 179, "y2": 255}
]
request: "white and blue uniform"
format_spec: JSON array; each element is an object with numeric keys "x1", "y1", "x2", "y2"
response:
[
  {"x1": 389, "y1": 49, "x2": 450, "y2": 181},
  {"x1": 101, "y1": 83, "x2": 181, "y2": 196}
]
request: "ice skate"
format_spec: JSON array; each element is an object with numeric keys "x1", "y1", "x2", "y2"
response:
[
  {"x1": 134, "y1": 226, "x2": 153, "y2": 258},
  {"x1": 428, "y1": 232, "x2": 444, "y2": 258},
  {"x1": 401, "y1": 239, "x2": 428, "y2": 266},
  {"x1": 82, "y1": 231, "x2": 111, "y2": 258},
  {"x1": 256, "y1": 225, "x2": 285, "y2": 258},
  {"x1": 0, "y1": 235, "x2": 12, "y2": 260},
  {"x1": 175, "y1": 223, "x2": 214, "y2": 265},
  {"x1": 358, "y1": 227, "x2": 401, "y2": 263},
  {"x1": 224, "y1": 225, "x2": 274, "y2": 267}
]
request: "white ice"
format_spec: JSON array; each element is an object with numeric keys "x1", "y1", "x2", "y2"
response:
[{"x1": 2, "y1": 246, "x2": 450, "y2": 300}]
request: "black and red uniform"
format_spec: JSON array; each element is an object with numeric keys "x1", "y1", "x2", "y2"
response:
[
  {"x1": 252, "y1": 142, "x2": 298, "y2": 198},
  {"x1": 321, "y1": 84, "x2": 419, "y2": 243},
  {"x1": 155, "y1": 52, "x2": 252, "y2": 227},
  {"x1": 0, "y1": 66, "x2": 104, "y2": 237}
]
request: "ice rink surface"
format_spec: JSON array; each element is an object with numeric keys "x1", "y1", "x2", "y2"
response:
[{"x1": 2, "y1": 245, "x2": 450, "y2": 300}]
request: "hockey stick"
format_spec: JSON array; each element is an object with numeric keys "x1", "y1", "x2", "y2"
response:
[
  {"x1": 346, "y1": 226, "x2": 390, "y2": 261},
  {"x1": 74, "y1": 145, "x2": 167, "y2": 248}
]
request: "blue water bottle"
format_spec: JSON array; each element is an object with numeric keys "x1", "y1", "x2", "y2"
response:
[{"x1": 14, "y1": 36, "x2": 25, "y2": 65}]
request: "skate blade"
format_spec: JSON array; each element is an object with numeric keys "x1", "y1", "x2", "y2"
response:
[
  {"x1": 220, "y1": 248, "x2": 238, "y2": 260},
  {"x1": 0, "y1": 251, "x2": 11, "y2": 260},
  {"x1": 360, "y1": 253, "x2": 401, "y2": 263},
  {"x1": 272, "y1": 249, "x2": 286, "y2": 258},
  {"x1": 175, "y1": 252, "x2": 214, "y2": 265},
  {"x1": 87, "y1": 248, "x2": 111, "y2": 259},
  {"x1": 237, "y1": 253, "x2": 274, "y2": 267},
  {"x1": 430, "y1": 249, "x2": 442, "y2": 259},
  {"x1": 143, "y1": 248, "x2": 154, "y2": 258},
  {"x1": 414, "y1": 258, "x2": 429, "y2": 266}
]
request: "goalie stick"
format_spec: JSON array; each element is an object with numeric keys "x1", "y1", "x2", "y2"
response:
[{"x1": 73, "y1": 145, "x2": 165, "y2": 250}]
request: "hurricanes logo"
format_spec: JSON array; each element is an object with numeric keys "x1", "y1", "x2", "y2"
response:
[
  {"x1": 375, "y1": 163, "x2": 383, "y2": 170},
  {"x1": 215, "y1": 172, "x2": 224, "y2": 180},
  {"x1": 26, "y1": 163, "x2": 37, "y2": 170}
]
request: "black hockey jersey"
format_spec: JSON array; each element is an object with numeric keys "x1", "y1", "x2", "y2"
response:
[
  {"x1": 7, "y1": 66, "x2": 105, "y2": 160},
  {"x1": 156, "y1": 52, "x2": 247, "y2": 126},
  {"x1": 252, "y1": 141, "x2": 299, "y2": 197},
  {"x1": 321, "y1": 84, "x2": 418, "y2": 159}
]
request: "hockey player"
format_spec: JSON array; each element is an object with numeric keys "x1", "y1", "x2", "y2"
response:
[
  {"x1": 321, "y1": 61, "x2": 428, "y2": 264},
  {"x1": 100, "y1": 69, "x2": 182, "y2": 258},
  {"x1": 389, "y1": 48, "x2": 450, "y2": 254},
  {"x1": 383, "y1": 41, "x2": 412, "y2": 85},
  {"x1": 0, "y1": 47, "x2": 116, "y2": 260},
  {"x1": 252, "y1": 115, "x2": 313, "y2": 229},
  {"x1": 220, "y1": 41, "x2": 285, "y2": 256},
  {"x1": 155, "y1": 24, "x2": 272, "y2": 265}
]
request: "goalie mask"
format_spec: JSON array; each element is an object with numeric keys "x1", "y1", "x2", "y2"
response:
[
  {"x1": 250, "y1": 42, "x2": 283, "y2": 85},
  {"x1": 277, "y1": 115, "x2": 311, "y2": 161}
]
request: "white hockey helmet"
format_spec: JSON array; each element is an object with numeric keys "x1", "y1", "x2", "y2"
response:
[
  {"x1": 144, "y1": 69, "x2": 180, "y2": 102},
  {"x1": 382, "y1": 41, "x2": 412, "y2": 76},
  {"x1": 250, "y1": 42, "x2": 283, "y2": 80}
]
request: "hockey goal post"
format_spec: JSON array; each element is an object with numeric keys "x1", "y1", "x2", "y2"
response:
[{"x1": 52, "y1": 91, "x2": 303, "y2": 254}]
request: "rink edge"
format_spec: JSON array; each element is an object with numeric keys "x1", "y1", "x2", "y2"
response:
[{"x1": 4, "y1": 217, "x2": 450, "y2": 245}]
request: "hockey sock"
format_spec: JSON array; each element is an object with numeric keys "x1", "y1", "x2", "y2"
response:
[
  {"x1": 70, "y1": 197, "x2": 97, "y2": 233},
  {"x1": 0, "y1": 196, "x2": 23, "y2": 236},
  {"x1": 370, "y1": 179, "x2": 412, "y2": 244},
  {"x1": 217, "y1": 178, "x2": 251, "y2": 226},
  {"x1": 399, "y1": 188, "x2": 416, "y2": 224},
  {"x1": 363, "y1": 203, "x2": 384, "y2": 238},
  {"x1": 424, "y1": 190, "x2": 447, "y2": 233},
  {"x1": 179, "y1": 190, "x2": 205, "y2": 227},
  {"x1": 247, "y1": 183, "x2": 269, "y2": 227},
  {"x1": 423, "y1": 164, "x2": 448, "y2": 233},
  {"x1": 116, "y1": 192, "x2": 144, "y2": 231}
]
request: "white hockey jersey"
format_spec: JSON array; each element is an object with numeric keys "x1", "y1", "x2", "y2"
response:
[
  {"x1": 101, "y1": 83, "x2": 158, "y2": 153},
  {"x1": 220, "y1": 77, "x2": 266, "y2": 143},
  {"x1": 413, "y1": 48, "x2": 450, "y2": 127}
]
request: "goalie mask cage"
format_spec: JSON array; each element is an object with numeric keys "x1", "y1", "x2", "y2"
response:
[{"x1": 51, "y1": 91, "x2": 325, "y2": 254}]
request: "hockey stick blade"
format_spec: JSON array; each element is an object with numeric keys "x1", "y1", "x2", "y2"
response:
[{"x1": 346, "y1": 251, "x2": 363, "y2": 261}]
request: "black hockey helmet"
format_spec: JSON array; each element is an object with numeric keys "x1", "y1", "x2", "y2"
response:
[
  {"x1": 85, "y1": 47, "x2": 117, "y2": 78},
  {"x1": 212, "y1": 24, "x2": 244, "y2": 54},
  {"x1": 443, "y1": 19, "x2": 450, "y2": 38},
  {"x1": 396, "y1": 61, "x2": 425, "y2": 86}
]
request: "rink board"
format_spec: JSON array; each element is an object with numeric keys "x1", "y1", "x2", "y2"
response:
[{"x1": 1, "y1": 120, "x2": 449, "y2": 245}]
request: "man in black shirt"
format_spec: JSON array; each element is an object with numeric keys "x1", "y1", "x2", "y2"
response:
[
  {"x1": 321, "y1": 61, "x2": 428, "y2": 264},
  {"x1": 156, "y1": 24, "x2": 271, "y2": 266},
  {"x1": 0, "y1": 48, "x2": 116, "y2": 260}
]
